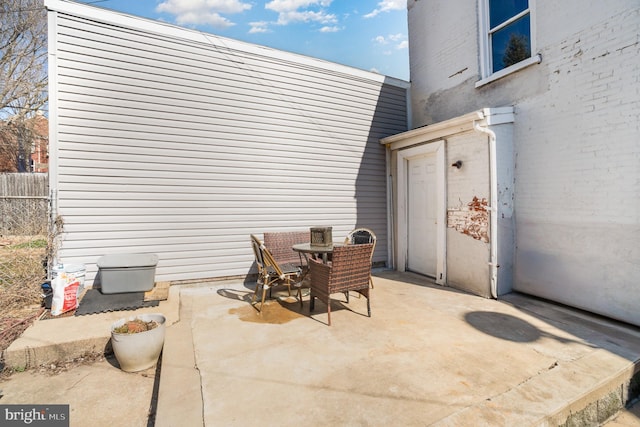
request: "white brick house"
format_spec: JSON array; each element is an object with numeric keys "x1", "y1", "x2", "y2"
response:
[{"x1": 382, "y1": 1, "x2": 640, "y2": 326}]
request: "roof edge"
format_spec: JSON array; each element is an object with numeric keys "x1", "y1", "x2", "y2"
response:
[
  {"x1": 380, "y1": 107, "x2": 514, "y2": 148},
  {"x1": 44, "y1": 0, "x2": 409, "y2": 88}
]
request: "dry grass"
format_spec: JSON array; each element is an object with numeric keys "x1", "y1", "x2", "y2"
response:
[
  {"x1": 0, "y1": 236, "x2": 46, "y2": 308},
  {"x1": 0, "y1": 235, "x2": 48, "y2": 361},
  {"x1": 0, "y1": 198, "x2": 61, "y2": 369}
]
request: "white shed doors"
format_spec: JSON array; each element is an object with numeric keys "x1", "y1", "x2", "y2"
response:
[{"x1": 397, "y1": 141, "x2": 446, "y2": 284}]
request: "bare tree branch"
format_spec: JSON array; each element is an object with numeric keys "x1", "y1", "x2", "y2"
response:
[
  {"x1": 0, "y1": 0, "x2": 47, "y2": 172},
  {"x1": 0, "y1": 0, "x2": 48, "y2": 120}
]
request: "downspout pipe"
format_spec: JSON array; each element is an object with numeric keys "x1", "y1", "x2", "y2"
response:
[{"x1": 473, "y1": 121, "x2": 498, "y2": 298}]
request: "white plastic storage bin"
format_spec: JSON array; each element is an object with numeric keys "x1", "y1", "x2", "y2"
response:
[{"x1": 97, "y1": 253, "x2": 159, "y2": 294}]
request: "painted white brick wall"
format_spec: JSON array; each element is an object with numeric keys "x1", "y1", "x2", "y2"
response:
[
  {"x1": 407, "y1": 0, "x2": 479, "y2": 124},
  {"x1": 516, "y1": 7, "x2": 639, "y2": 224},
  {"x1": 408, "y1": 2, "x2": 640, "y2": 326},
  {"x1": 445, "y1": 132, "x2": 491, "y2": 297},
  {"x1": 514, "y1": 8, "x2": 640, "y2": 324}
]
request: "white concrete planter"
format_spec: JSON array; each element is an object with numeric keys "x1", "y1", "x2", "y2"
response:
[{"x1": 110, "y1": 313, "x2": 166, "y2": 372}]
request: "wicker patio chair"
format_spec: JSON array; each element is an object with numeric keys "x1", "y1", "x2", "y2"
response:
[
  {"x1": 344, "y1": 228, "x2": 376, "y2": 289},
  {"x1": 263, "y1": 231, "x2": 308, "y2": 269},
  {"x1": 250, "y1": 234, "x2": 303, "y2": 312},
  {"x1": 308, "y1": 243, "x2": 374, "y2": 326}
]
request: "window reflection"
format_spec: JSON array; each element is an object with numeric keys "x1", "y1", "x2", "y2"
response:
[
  {"x1": 491, "y1": 14, "x2": 531, "y2": 72},
  {"x1": 489, "y1": 0, "x2": 528, "y2": 28}
]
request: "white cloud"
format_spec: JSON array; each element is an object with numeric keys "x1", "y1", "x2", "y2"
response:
[
  {"x1": 275, "y1": 10, "x2": 337, "y2": 25},
  {"x1": 265, "y1": 0, "x2": 332, "y2": 13},
  {"x1": 374, "y1": 33, "x2": 408, "y2": 50},
  {"x1": 156, "y1": 0, "x2": 252, "y2": 28},
  {"x1": 364, "y1": 0, "x2": 404, "y2": 18},
  {"x1": 249, "y1": 21, "x2": 270, "y2": 33},
  {"x1": 374, "y1": 35, "x2": 387, "y2": 45},
  {"x1": 265, "y1": 0, "x2": 336, "y2": 25},
  {"x1": 175, "y1": 11, "x2": 234, "y2": 27},
  {"x1": 320, "y1": 26, "x2": 340, "y2": 33}
]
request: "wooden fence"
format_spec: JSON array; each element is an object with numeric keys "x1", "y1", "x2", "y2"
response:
[{"x1": 0, "y1": 173, "x2": 49, "y2": 235}]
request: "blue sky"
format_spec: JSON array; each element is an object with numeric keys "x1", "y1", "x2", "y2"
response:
[{"x1": 80, "y1": 0, "x2": 409, "y2": 81}]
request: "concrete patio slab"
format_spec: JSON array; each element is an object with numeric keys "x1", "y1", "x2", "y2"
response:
[
  {"x1": 3, "y1": 285, "x2": 180, "y2": 370},
  {"x1": 0, "y1": 286, "x2": 180, "y2": 427},
  {"x1": 0, "y1": 356, "x2": 157, "y2": 427},
  {"x1": 2, "y1": 271, "x2": 639, "y2": 426},
  {"x1": 157, "y1": 271, "x2": 640, "y2": 427}
]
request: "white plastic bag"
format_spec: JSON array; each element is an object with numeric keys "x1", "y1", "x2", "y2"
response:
[{"x1": 50, "y1": 272, "x2": 79, "y2": 316}]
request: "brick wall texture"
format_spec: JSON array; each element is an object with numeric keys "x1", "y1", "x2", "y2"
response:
[{"x1": 408, "y1": 3, "x2": 640, "y2": 325}]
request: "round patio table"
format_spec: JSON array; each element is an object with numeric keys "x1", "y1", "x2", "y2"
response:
[{"x1": 292, "y1": 242, "x2": 341, "y2": 264}]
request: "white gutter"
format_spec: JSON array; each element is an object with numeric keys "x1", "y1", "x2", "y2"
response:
[{"x1": 473, "y1": 121, "x2": 498, "y2": 298}]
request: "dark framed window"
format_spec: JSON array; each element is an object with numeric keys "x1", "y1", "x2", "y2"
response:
[{"x1": 485, "y1": 0, "x2": 532, "y2": 74}]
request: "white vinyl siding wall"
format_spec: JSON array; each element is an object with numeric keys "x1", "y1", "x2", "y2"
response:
[{"x1": 47, "y1": 3, "x2": 408, "y2": 285}]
